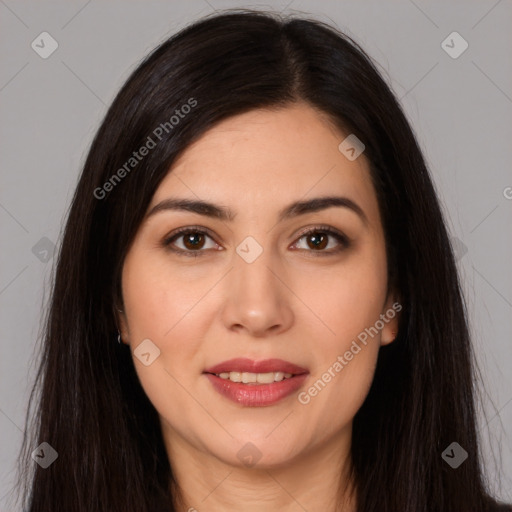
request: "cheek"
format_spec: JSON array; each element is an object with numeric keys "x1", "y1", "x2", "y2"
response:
[
  {"x1": 294, "y1": 245, "x2": 386, "y2": 416},
  {"x1": 122, "y1": 250, "x2": 210, "y2": 341},
  {"x1": 121, "y1": 251, "x2": 215, "y2": 399},
  {"x1": 298, "y1": 349, "x2": 377, "y2": 444},
  {"x1": 297, "y1": 291, "x2": 382, "y2": 435},
  {"x1": 122, "y1": 254, "x2": 212, "y2": 439},
  {"x1": 294, "y1": 245, "x2": 387, "y2": 351}
]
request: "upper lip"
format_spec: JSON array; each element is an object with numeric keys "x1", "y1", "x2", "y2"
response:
[{"x1": 204, "y1": 358, "x2": 308, "y2": 375}]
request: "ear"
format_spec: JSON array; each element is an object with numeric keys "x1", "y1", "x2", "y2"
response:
[
  {"x1": 115, "y1": 306, "x2": 130, "y2": 345},
  {"x1": 380, "y1": 291, "x2": 402, "y2": 346}
]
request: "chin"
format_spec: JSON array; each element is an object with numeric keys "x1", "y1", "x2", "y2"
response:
[{"x1": 207, "y1": 435, "x2": 302, "y2": 470}]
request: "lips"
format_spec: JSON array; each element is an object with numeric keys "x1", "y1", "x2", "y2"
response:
[
  {"x1": 203, "y1": 358, "x2": 309, "y2": 407},
  {"x1": 203, "y1": 358, "x2": 308, "y2": 375}
]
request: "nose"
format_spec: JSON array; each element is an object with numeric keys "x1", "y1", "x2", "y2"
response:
[{"x1": 219, "y1": 248, "x2": 294, "y2": 338}]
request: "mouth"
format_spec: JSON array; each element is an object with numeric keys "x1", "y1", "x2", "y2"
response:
[
  {"x1": 203, "y1": 358, "x2": 309, "y2": 406},
  {"x1": 208, "y1": 370, "x2": 296, "y2": 384}
]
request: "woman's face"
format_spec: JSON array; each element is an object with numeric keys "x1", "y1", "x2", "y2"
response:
[{"x1": 119, "y1": 103, "x2": 399, "y2": 470}]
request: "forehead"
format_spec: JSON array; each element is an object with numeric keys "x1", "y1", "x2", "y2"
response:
[{"x1": 150, "y1": 103, "x2": 379, "y2": 225}]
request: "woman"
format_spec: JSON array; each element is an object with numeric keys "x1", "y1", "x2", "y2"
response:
[{"x1": 15, "y1": 9, "x2": 511, "y2": 512}]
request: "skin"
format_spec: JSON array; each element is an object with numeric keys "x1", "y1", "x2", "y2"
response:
[{"x1": 118, "y1": 102, "x2": 400, "y2": 512}]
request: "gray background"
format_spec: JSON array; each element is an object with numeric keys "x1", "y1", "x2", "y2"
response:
[{"x1": 1, "y1": 0, "x2": 511, "y2": 508}]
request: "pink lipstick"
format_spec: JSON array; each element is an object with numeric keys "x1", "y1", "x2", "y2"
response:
[{"x1": 203, "y1": 358, "x2": 309, "y2": 407}]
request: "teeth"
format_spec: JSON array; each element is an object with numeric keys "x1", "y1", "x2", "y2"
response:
[
  {"x1": 255, "y1": 372, "x2": 274, "y2": 384},
  {"x1": 216, "y1": 371, "x2": 294, "y2": 383},
  {"x1": 243, "y1": 372, "x2": 257, "y2": 383},
  {"x1": 227, "y1": 371, "x2": 241, "y2": 382}
]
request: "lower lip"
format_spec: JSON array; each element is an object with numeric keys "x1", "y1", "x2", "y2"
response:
[{"x1": 204, "y1": 373, "x2": 308, "y2": 407}]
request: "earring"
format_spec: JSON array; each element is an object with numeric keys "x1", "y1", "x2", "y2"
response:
[{"x1": 116, "y1": 308, "x2": 123, "y2": 344}]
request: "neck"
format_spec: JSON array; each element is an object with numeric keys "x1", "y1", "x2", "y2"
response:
[{"x1": 163, "y1": 422, "x2": 357, "y2": 512}]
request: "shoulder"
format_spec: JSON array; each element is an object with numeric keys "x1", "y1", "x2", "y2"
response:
[{"x1": 490, "y1": 502, "x2": 512, "y2": 511}]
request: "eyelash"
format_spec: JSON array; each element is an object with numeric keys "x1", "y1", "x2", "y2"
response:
[{"x1": 162, "y1": 224, "x2": 350, "y2": 258}]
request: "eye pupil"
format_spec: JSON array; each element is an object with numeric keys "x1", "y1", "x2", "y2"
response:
[
  {"x1": 307, "y1": 232, "x2": 328, "y2": 250},
  {"x1": 184, "y1": 233, "x2": 204, "y2": 250}
]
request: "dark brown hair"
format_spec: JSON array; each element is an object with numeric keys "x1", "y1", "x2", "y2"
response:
[{"x1": 13, "y1": 9, "x2": 510, "y2": 512}]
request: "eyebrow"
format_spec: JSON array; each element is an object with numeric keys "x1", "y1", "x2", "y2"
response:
[{"x1": 146, "y1": 195, "x2": 368, "y2": 226}]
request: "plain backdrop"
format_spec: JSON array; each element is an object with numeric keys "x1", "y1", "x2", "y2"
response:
[{"x1": 1, "y1": 0, "x2": 511, "y2": 508}]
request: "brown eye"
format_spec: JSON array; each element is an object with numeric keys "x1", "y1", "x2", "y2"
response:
[
  {"x1": 305, "y1": 232, "x2": 329, "y2": 250},
  {"x1": 163, "y1": 227, "x2": 218, "y2": 257},
  {"x1": 293, "y1": 226, "x2": 350, "y2": 256},
  {"x1": 182, "y1": 232, "x2": 206, "y2": 250}
]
